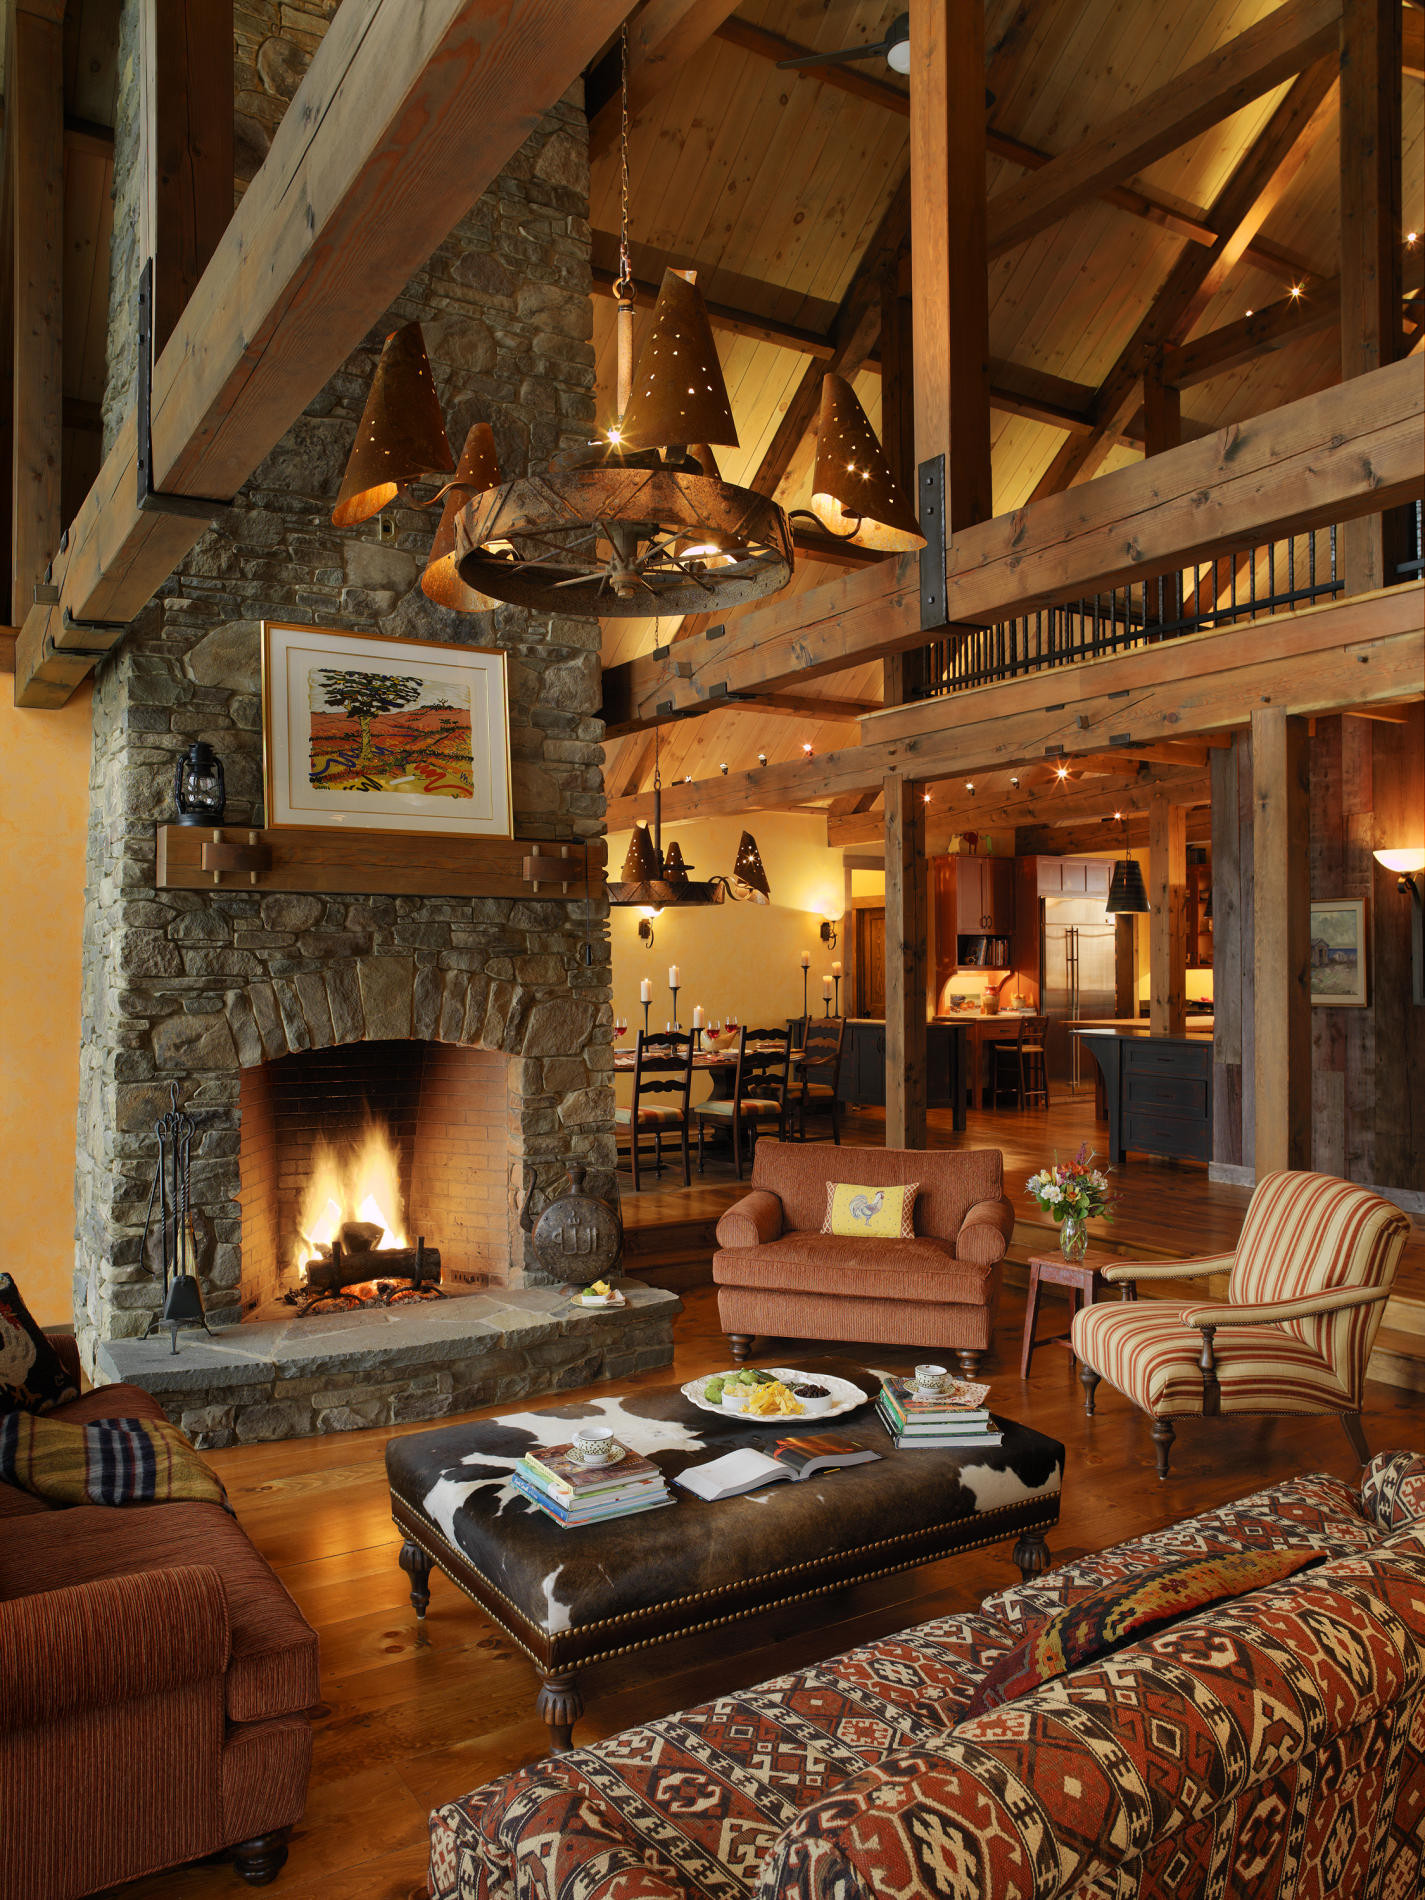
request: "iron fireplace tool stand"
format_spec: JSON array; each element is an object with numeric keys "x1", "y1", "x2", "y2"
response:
[{"x1": 140, "y1": 1082, "x2": 214, "y2": 1351}]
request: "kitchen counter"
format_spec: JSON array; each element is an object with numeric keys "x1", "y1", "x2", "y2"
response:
[
  {"x1": 1072, "y1": 1030, "x2": 1213, "y2": 1165},
  {"x1": 1070, "y1": 1018, "x2": 1215, "y2": 1036}
]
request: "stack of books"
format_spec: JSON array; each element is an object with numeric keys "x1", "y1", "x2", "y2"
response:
[
  {"x1": 512, "y1": 1442, "x2": 674, "y2": 1527},
  {"x1": 876, "y1": 1375, "x2": 1003, "y2": 1450}
]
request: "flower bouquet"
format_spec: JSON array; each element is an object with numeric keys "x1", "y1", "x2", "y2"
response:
[{"x1": 1026, "y1": 1144, "x2": 1115, "y2": 1262}]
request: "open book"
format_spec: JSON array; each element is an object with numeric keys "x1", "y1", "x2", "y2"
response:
[{"x1": 676, "y1": 1435, "x2": 879, "y2": 1502}]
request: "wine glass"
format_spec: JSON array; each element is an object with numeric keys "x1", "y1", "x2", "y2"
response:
[{"x1": 612, "y1": 1014, "x2": 628, "y2": 1043}]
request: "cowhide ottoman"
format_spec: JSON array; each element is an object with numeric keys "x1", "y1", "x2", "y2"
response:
[{"x1": 385, "y1": 1355, "x2": 1063, "y2": 1750}]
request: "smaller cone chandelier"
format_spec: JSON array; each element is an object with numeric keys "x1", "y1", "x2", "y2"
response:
[
  {"x1": 421, "y1": 424, "x2": 504, "y2": 613},
  {"x1": 810, "y1": 374, "x2": 926, "y2": 552},
  {"x1": 332, "y1": 323, "x2": 453, "y2": 526},
  {"x1": 608, "y1": 733, "x2": 770, "y2": 909}
]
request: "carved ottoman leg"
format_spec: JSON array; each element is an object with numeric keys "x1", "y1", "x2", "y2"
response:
[
  {"x1": 399, "y1": 1538, "x2": 433, "y2": 1619},
  {"x1": 537, "y1": 1671, "x2": 584, "y2": 1754},
  {"x1": 1151, "y1": 1417, "x2": 1176, "y2": 1480},
  {"x1": 955, "y1": 1349, "x2": 983, "y2": 1378},
  {"x1": 1012, "y1": 1530, "x2": 1050, "y2": 1582},
  {"x1": 1080, "y1": 1364, "x2": 1101, "y2": 1416},
  {"x1": 727, "y1": 1333, "x2": 754, "y2": 1364},
  {"x1": 233, "y1": 1831, "x2": 290, "y2": 1885}
]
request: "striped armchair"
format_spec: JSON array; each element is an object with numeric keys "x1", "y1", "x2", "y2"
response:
[{"x1": 1073, "y1": 1171, "x2": 1410, "y2": 1479}]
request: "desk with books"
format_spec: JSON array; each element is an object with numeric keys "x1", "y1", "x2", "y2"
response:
[{"x1": 386, "y1": 1357, "x2": 1063, "y2": 1751}]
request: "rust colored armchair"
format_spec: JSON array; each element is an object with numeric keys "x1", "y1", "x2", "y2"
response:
[
  {"x1": 0, "y1": 1334, "x2": 318, "y2": 1896},
  {"x1": 713, "y1": 1141, "x2": 1014, "y2": 1376}
]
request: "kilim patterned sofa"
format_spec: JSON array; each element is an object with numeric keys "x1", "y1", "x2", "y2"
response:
[
  {"x1": 713, "y1": 1141, "x2": 1015, "y2": 1376},
  {"x1": 0, "y1": 1333, "x2": 319, "y2": 1897},
  {"x1": 430, "y1": 1451, "x2": 1425, "y2": 1900}
]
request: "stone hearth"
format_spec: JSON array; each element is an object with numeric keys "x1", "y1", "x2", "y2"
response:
[{"x1": 98, "y1": 1283, "x2": 680, "y2": 1448}]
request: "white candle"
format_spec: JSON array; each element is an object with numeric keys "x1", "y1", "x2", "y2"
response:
[
  {"x1": 692, "y1": 1005, "x2": 705, "y2": 1027},
  {"x1": 823, "y1": 975, "x2": 834, "y2": 997},
  {"x1": 668, "y1": 964, "x2": 680, "y2": 988},
  {"x1": 639, "y1": 978, "x2": 652, "y2": 1003},
  {"x1": 832, "y1": 960, "x2": 842, "y2": 977},
  {"x1": 800, "y1": 952, "x2": 810, "y2": 970}
]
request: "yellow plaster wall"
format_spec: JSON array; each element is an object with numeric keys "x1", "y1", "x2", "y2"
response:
[{"x1": 0, "y1": 688, "x2": 91, "y2": 1326}]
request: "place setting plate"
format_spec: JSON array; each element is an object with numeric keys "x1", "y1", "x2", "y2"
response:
[{"x1": 680, "y1": 1367, "x2": 868, "y2": 1423}]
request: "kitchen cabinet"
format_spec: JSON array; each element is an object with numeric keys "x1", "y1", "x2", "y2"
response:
[
  {"x1": 1036, "y1": 857, "x2": 1112, "y2": 898},
  {"x1": 838, "y1": 1020, "x2": 971, "y2": 1130},
  {"x1": 1075, "y1": 1031, "x2": 1213, "y2": 1164},
  {"x1": 955, "y1": 858, "x2": 1014, "y2": 934}
]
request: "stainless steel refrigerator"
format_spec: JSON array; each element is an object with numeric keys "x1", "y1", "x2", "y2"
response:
[{"x1": 1040, "y1": 897, "x2": 1119, "y2": 1086}]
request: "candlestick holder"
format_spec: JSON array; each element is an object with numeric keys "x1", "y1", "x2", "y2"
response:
[
  {"x1": 833, "y1": 974, "x2": 841, "y2": 1015},
  {"x1": 641, "y1": 1001, "x2": 651, "y2": 1036},
  {"x1": 801, "y1": 966, "x2": 809, "y2": 1021},
  {"x1": 823, "y1": 995, "x2": 832, "y2": 1016},
  {"x1": 668, "y1": 983, "x2": 680, "y2": 1029}
]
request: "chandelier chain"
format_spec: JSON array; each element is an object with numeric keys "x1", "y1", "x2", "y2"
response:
[{"x1": 616, "y1": 21, "x2": 633, "y2": 300}]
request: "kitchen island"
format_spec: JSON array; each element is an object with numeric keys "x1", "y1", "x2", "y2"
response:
[
  {"x1": 1073, "y1": 1027, "x2": 1215, "y2": 1165},
  {"x1": 836, "y1": 1018, "x2": 972, "y2": 1131}
]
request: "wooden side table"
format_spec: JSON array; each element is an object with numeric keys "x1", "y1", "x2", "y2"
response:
[{"x1": 1020, "y1": 1250, "x2": 1137, "y2": 1380}]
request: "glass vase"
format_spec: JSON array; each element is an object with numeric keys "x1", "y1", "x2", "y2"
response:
[{"x1": 1059, "y1": 1214, "x2": 1089, "y2": 1263}]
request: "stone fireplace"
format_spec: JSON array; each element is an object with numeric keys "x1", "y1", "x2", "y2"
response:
[{"x1": 72, "y1": 17, "x2": 679, "y2": 1441}]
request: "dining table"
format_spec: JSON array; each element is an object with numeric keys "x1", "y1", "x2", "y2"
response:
[{"x1": 612, "y1": 1041, "x2": 804, "y2": 1103}]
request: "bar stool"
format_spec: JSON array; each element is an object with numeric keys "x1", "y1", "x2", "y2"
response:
[{"x1": 990, "y1": 1015, "x2": 1051, "y2": 1108}]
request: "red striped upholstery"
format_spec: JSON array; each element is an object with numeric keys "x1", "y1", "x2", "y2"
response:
[
  {"x1": 614, "y1": 1104, "x2": 686, "y2": 1127},
  {"x1": 1072, "y1": 1171, "x2": 1409, "y2": 1421}
]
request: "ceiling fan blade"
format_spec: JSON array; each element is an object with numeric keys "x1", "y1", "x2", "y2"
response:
[{"x1": 776, "y1": 36, "x2": 895, "y2": 72}]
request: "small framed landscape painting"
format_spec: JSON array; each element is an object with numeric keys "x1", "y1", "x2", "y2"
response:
[
  {"x1": 1308, "y1": 899, "x2": 1368, "y2": 1007},
  {"x1": 261, "y1": 623, "x2": 511, "y2": 837}
]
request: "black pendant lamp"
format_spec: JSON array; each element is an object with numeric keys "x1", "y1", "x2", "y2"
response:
[{"x1": 1105, "y1": 819, "x2": 1151, "y2": 915}]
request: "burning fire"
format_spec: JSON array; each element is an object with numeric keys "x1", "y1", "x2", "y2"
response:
[{"x1": 295, "y1": 1117, "x2": 408, "y2": 1273}]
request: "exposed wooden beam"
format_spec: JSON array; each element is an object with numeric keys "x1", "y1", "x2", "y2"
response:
[
  {"x1": 14, "y1": 0, "x2": 630, "y2": 707},
  {"x1": 986, "y1": 0, "x2": 1340, "y2": 257},
  {"x1": 1404, "y1": 3, "x2": 1425, "y2": 75},
  {"x1": 10, "y1": 0, "x2": 62, "y2": 626},
  {"x1": 590, "y1": 254, "x2": 835, "y2": 359},
  {"x1": 604, "y1": 358, "x2": 1423, "y2": 722},
  {"x1": 912, "y1": 0, "x2": 992, "y2": 533},
  {"x1": 1340, "y1": 0, "x2": 1404, "y2": 593},
  {"x1": 146, "y1": 1, "x2": 235, "y2": 353},
  {"x1": 604, "y1": 584, "x2": 1421, "y2": 822},
  {"x1": 1015, "y1": 812, "x2": 1214, "y2": 855},
  {"x1": 587, "y1": 1, "x2": 744, "y2": 160},
  {"x1": 1251, "y1": 707, "x2": 1312, "y2": 1171},
  {"x1": 1163, "y1": 279, "x2": 1342, "y2": 386},
  {"x1": 711, "y1": 14, "x2": 1314, "y2": 282},
  {"x1": 791, "y1": 527, "x2": 885, "y2": 569},
  {"x1": 721, "y1": 693, "x2": 876, "y2": 723},
  {"x1": 884, "y1": 774, "x2": 928, "y2": 1147},
  {"x1": 831, "y1": 767, "x2": 1212, "y2": 846},
  {"x1": 1148, "y1": 793, "x2": 1188, "y2": 1034},
  {"x1": 1031, "y1": 57, "x2": 1339, "y2": 497}
]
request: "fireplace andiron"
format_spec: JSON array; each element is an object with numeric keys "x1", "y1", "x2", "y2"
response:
[{"x1": 140, "y1": 1082, "x2": 214, "y2": 1352}]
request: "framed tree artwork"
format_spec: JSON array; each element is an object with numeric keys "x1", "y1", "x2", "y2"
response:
[
  {"x1": 1308, "y1": 900, "x2": 1368, "y2": 1008},
  {"x1": 261, "y1": 623, "x2": 512, "y2": 837}
]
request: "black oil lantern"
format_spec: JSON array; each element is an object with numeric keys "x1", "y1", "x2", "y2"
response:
[{"x1": 173, "y1": 742, "x2": 226, "y2": 826}]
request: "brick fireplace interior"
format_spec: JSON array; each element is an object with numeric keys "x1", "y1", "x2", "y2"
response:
[{"x1": 237, "y1": 1040, "x2": 511, "y2": 1317}]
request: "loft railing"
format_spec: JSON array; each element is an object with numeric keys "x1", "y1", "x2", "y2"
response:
[{"x1": 915, "y1": 507, "x2": 1421, "y2": 699}]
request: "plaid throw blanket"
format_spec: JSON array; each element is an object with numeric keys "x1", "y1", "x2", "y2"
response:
[{"x1": 0, "y1": 1412, "x2": 228, "y2": 1509}]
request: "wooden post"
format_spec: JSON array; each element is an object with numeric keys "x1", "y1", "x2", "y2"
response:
[
  {"x1": 841, "y1": 860, "x2": 856, "y2": 1024},
  {"x1": 884, "y1": 775, "x2": 928, "y2": 1149},
  {"x1": 1148, "y1": 794, "x2": 1188, "y2": 1035},
  {"x1": 145, "y1": 0, "x2": 237, "y2": 352},
  {"x1": 10, "y1": 1, "x2": 64, "y2": 626},
  {"x1": 909, "y1": 0, "x2": 993, "y2": 533},
  {"x1": 1210, "y1": 739, "x2": 1245, "y2": 1166},
  {"x1": 1141, "y1": 350, "x2": 1182, "y2": 456},
  {"x1": 879, "y1": 268, "x2": 920, "y2": 706},
  {"x1": 1251, "y1": 708, "x2": 1311, "y2": 1174},
  {"x1": 1339, "y1": 0, "x2": 1403, "y2": 592},
  {"x1": 1114, "y1": 914, "x2": 1137, "y2": 1019}
]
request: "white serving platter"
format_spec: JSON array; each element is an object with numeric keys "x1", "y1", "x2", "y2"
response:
[{"x1": 680, "y1": 1367, "x2": 868, "y2": 1423}]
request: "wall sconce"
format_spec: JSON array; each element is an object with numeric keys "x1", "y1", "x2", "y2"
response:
[
  {"x1": 638, "y1": 907, "x2": 659, "y2": 949},
  {"x1": 819, "y1": 914, "x2": 841, "y2": 950},
  {"x1": 1374, "y1": 848, "x2": 1425, "y2": 1005}
]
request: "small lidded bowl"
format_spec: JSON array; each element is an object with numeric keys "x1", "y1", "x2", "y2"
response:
[{"x1": 721, "y1": 1383, "x2": 753, "y2": 1412}]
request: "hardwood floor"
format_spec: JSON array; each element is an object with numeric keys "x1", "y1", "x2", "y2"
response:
[{"x1": 104, "y1": 1202, "x2": 1425, "y2": 1900}]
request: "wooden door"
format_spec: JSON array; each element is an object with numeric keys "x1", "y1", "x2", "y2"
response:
[{"x1": 856, "y1": 906, "x2": 886, "y2": 1017}]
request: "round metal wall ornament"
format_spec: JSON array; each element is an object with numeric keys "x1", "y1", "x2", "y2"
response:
[{"x1": 521, "y1": 1166, "x2": 623, "y2": 1284}]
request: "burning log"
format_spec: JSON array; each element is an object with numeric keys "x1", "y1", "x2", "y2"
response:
[{"x1": 303, "y1": 1224, "x2": 441, "y2": 1296}]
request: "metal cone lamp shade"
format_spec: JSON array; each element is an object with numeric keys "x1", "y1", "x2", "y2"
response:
[
  {"x1": 332, "y1": 323, "x2": 454, "y2": 526},
  {"x1": 1106, "y1": 857, "x2": 1152, "y2": 914},
  {"x1": 663, "y1": 840, "x2": 690, "y2": 885},
  {"x1": 810, "y1": 373, "x2": 926, "y2": 551},
  {"x1": 422, "y1": 424, "x2": 504, "y2": 612},
  {"x1": 622, "y1": 824, "x2": 663, "y2": 883},
  {"x1": 731, "y1": 831, "x2": 771, "y2": 901},
  {"x1": 619, "y1": 270, "x2": 739, "y2": 451}
]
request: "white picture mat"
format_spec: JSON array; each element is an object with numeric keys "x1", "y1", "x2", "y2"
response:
[{"x1": 262, "y1": 623, "x2": 511, "y2": 836}]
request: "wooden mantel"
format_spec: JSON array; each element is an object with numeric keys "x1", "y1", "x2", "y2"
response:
[{"x1": 155, "y1": 827, "x2": 606, "y2": 901}]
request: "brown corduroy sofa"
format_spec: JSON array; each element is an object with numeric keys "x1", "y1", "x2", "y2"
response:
[
  {"x1": 713, "y1": 1142, "x2": 1014, "y2": 1375},
  {"x1": 0, "y1": 1334, "x2": 319, "y2": 1896}
]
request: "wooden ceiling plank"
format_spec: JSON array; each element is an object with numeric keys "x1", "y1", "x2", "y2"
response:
[
  {"x1": 912, "y1": 0, "x2": 993, "y2": 534},
  {"x1": 10, "y1": 1, "x2": 63, "y2": 627},
  {"x1": 985, "y1": 0, "x2": 1341, "y2": 259},
  {"x1": 589, "y1": 255, "x2": 834, "y2": 358},
  {"x1": 606, "y1": 358, "x2": 1423, "y2": 723},
  {"x1": 831, "y1": 768, "x2": 1215, "y2": 846},
  {"x1": 1339, "y1": 0, "x2": 1404, "y2": 593},
  {"x1": 1030, "y1": 56, "x2": 1341, "y2": 499},
  {"x1": 587, "y1": 0, "x2": 745, "y2": 162},
  {"x1": 1163, "y1": 278, "x2": 1343, "y2": 385},
  {"x1": 14, "y1": 0, "x2": 630, "y2": 707},
  {"x1": 607, "y1": 584, "x2": 1421, "y2": 823}
]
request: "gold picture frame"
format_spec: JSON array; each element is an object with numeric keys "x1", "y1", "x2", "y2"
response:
[
  {"x1": 260, "y1": 622, "x2": 512, "y2": 838},
  {"x1": 1309, "y1": 899, "x2": 1368, "y2": 1008}
]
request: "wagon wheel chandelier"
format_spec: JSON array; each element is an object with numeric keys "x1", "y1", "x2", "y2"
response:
[{"x1": 331, "y1": 25, "x2": 924, "y2": 615}]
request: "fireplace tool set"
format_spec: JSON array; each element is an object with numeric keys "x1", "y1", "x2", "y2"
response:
[{"x1": 140, "y1": 1083, "x2": 213, "y2": 1352}]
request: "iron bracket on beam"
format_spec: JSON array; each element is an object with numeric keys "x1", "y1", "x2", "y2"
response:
[
  {"x1": 137, "y1": 259, "x2": 233, "y2": 522},
  {"x1": 918, "y1": 454, "x2": 946, "y2": 630}
]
